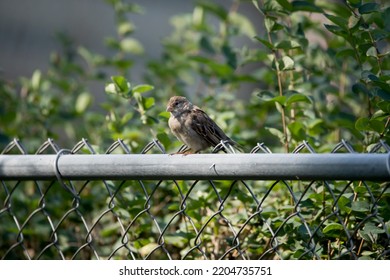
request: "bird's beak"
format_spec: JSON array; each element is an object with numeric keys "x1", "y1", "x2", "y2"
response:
[{"x1": 166, "y1": 104, "x2": 173, "y2": 112}]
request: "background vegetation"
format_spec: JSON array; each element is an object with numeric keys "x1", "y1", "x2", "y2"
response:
[{"x1": 1, "y1": 0, "x2": 389, "y2": 260}]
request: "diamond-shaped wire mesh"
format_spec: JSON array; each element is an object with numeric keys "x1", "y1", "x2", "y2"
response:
[{"x1": 1, "y1": 139, "x2": 389, "y2": 259}]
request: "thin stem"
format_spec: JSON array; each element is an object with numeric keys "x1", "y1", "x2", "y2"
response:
[{"x1": 267, "y1": 31, "x2": 289, "y2": 152}]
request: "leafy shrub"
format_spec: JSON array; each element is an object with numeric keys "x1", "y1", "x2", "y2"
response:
[{"x1": 0, "y1": 0, "x2": 389, "y2": 259}]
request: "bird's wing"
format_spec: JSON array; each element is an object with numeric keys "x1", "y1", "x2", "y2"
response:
[{"x1": 190, "y1": 108, "x2": 231, "y2": 147}]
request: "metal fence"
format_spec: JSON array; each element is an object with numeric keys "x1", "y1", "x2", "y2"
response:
[{"x1": 1, "y1": 138, "x2": 389, "y2": 260}]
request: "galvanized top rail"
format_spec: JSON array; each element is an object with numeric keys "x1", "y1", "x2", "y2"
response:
[{"x1": 0, "y1": 153, "x2": 389, "y2": 181}]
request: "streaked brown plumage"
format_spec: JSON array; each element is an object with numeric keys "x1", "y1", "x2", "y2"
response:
[{"x1": 166, "y1": 96, "x2": 235, "y2": 153}]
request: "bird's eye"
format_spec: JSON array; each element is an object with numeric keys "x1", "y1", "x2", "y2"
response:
[{"x1": 174, "y1": 102, "x2": 179, "y2": 106}]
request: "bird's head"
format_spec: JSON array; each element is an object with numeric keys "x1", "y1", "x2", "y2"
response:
[{"x1": 166, "y1": 96, "x2": 192, "y2": 115}]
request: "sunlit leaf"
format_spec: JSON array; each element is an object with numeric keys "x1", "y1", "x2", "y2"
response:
[
  {"x1": 120, "y1": 38, "x2": 144, "y2": 54},
  {"x1": 105, "y1": 76, "x2": 132, "y2": 98},
  {"x1": 143, "y1": 97, "x2": 155, "y2": 110},
  {"x1": 366, "y1": 46, "x2": 378, "y2": 57},
  {"x1": 288, "y1": 121, "x2": 306, "y2": 140},
  {"x1": 31, "y1": 70, "x2": 42, "y2": 92},
  {"x1": 75, "y1": 92, "x2": 92, "y2": 114},
  {"x1": 132, "y1": 84, "x2": 154, "y2": 94},
  {"x1": 281, "y1": 56, "x2": 294, "y2": 71}
]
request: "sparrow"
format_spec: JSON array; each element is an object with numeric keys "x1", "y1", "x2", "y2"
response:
[{"x1": 166, "y1": 96, "x2": 236, "y2": 154}]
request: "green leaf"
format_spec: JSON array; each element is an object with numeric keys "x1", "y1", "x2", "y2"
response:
[
  {"x1": 199, "y1": 36, "x2": 215, "y2": 54},
  {"x1": 158, "y1": 111, "x2": 170, "y2": 120},
  {"x1": 100, "y1": 223, "x2": 121, "y2": 238},
  {"x1": 139, "y1": 243, "x2": 159, "y2": 257},
  {"x1": 366, "y1": 46, "x2": 378, "y2": 57},
  {"x1": 338, "y1": 195, "x2": 352, "y2": 214},
  {"x1": 352, "y1": 82, "x2": 372, "y2": 96},
  {"x1": 372, "y1": 81, "x2": 390, "y2": 97},
  {"x1": 75, "y1": 92, "x2": 92, "y2": 114},
  {"x1": 105, "y1": 37, "x2": 120, "y2": 50},
  {"x1": 376, "y1": 88, "x2": 390, "y2": 101},
  {"x1": 143, "y1": 97, "x2": 155, "y2": 110},
  {"x1": 268, "y1": 95, "x2": 287, "y2": 106},
  {"x1": 197, "y1": 1, "x2": 227, "y2": 20},
  {"x1": 156, "y1": 131, "x2": 170, "y2": 147},
  {"x1": 105, "y1": 83, "x2": 117, "y2": 95},
  {"x1": 281, "y1": 56, "x2": 294, "y2": 71},
  {"x1": 78, "y1": 47, "x2": 105, "y2": 66},
  {"x1": 384, "y1": 7, "x2": 390, "y2": 32},
  {"x1": 369, "y1": 120, "x2": 385, "y2": 133},
  {"x1": 361, "y1": 223, "x2": 385, "y2": 235},
  {"x1": 121, "y1": 112, "x2": 134, "y2": 125},
  {"x1": 190, "y1": 56, "x2": 234, "y2": 77},
  {"x1": 291, "y1": 1, "x2": 323, "y2": 13},
  {"x1": 118, "y1": 21, "x2": 135, "y2": 36},
  {"x1": 351, "y1": 200, "x2": 370, "y2": 212},
  {"x1": 252, "y1": 0, "x2": 262, "y2": 13},
  {"x1": 229, "y1": 12, "x2": 256, "y2": 37},
  {"x1": 276, "y1": 0, "x2": 292, "y2": 11},
  {"x1": 348, "y1": 0, "x2": 362, "y2": 7},
  {"x1": 377, "y1": 101, "x2": 390, "y2": 113},
  {"x1": 355, "y1": 117, "x2": 370, "y2": 131},
  {"x1": 120, "y1": 38, "x2": 144, "y2": 54},
  {"x1": 209, "y1": 63, "x2": 234, "y2": 77},
  {"x1": 288, "y1": 121, "x2": 306, "y2": 141},
  {"x1": 286, "y1": 94, "x2": 311, "y2": 106},
  {"x1": 105, "y1": 76, "x2": 132, "y2": 98},
  {"x1": 222, "y1": 44, "x2": 237, "y2": 69},
  {"x1": 324, "y1": 24, "x2": 345, "y2": 35},
  {"x1": 31, "y1": 70, "x2": 42, "y2": 91},
  {"x1": 348, "y1": 15, "x2": 361, "y2": 30},
  {"x1": 112, "y1": 76, "x2": 130, "y2": 92},
  {"x1": 325, "y1": 14, "x2": 348, "y2": 28},
  {"x1": 254, "y1": 36, "x2": 274, "y2": 50},
  {"x1": 323, "y1": 223, "x2": 344, "y2": 233},
  {"x1": 132, "y1": 84, "x2": 154, "y2": 94},
  {"x1": 275, "y1": 40, "x2": 301, "y2": 50},
  {"x1": 110, "y1": 58, "x2": 133, "y2": 70},
  {"x1": 358, "y1": 3, "x2": 380, "y2": 14},
  {"x1": 266, "y1": 127, "x2": 285, "y2": 141},
  {"x1": 336, "y1": 48, "x2": 355, "y2": 58},
  {"x1": 257, "y1": 90, "x2": 274, "y2": 100}
]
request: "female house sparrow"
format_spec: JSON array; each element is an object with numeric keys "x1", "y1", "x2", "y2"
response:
[{"x1": 166, "y1": 96, "x2": 236, "y2": 154}]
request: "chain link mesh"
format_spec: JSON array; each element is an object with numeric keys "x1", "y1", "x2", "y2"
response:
[{"x1": 1, "y1": 139, "x2": 389, "y2": 259}]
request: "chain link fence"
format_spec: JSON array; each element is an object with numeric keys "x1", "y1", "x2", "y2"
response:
[{"x1": 1, "y1": 138, "x2": 390, "y2": 260}]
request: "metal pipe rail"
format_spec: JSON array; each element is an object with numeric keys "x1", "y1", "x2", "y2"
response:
[{"x1": 1, "y1": 153, "x2": 390, "y2": 181}]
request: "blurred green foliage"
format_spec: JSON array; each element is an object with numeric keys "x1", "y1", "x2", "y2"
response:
[
  {"x1": 1, "y1": 0, "x2": 390, "y2": 260},
  {"x1": 1, "y1": 0, "x2": 390, "y2": 152}
]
